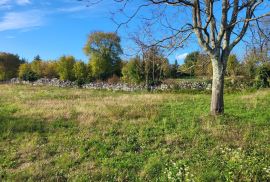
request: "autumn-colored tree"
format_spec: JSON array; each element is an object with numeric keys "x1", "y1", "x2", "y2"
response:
[
  {"x1": 57, "y1": 56, "x2": 76, "y2": 81},
  {"x1": 73, "y1": 61, "x2": 88, "y2": 83},
  {"x1": 31, "y1": 60, "x2": 43, "y2": 78},
  {"x1": 84, "y1": 31, "x2": 123, "y2": 80},
  {"x1": 18, "y1": 63, "x2": 38, "y2": 81},
  {"x1": 43, "y1": 61, "x2": 58, "y2": 79}
]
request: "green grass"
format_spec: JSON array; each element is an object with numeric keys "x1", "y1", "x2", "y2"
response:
[{"x1": 0, "y1": 84, "x2": 269, "y2": 181}]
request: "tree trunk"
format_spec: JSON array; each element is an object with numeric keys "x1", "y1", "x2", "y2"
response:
[{"x1": 211, "y1": 57, "x2": 226, "y2": 115}]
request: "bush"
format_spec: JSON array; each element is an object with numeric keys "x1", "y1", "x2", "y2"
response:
[
  {"x1": 22, "y1": 70, "x2": 38, "y2": 81},
  {"x1": 122, "y1": 57, "x2": 143, "y2": 84},
  {"x1": 73, "y1": 61, "x2": 88, "y2": 85},
  {"x1": 18, "y1": 63, "x2": 38, "y2": 81},
  {"x1": 107, "y1": 74, "x2": 120, "y2": 84},
  {"x1": 43, "y1": 61, "x2": 58, "y2": 79},
  {"x1": 255, "y1": 64, "x2": 270, "y2": 88},
  {"x1": 57, "y1": 56, "x2": 76, "y2": 81},
  {"x1": 224, "y1": 77, "x2": 254, "y2": 90}
]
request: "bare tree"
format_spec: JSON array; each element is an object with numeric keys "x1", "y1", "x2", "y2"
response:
[
  {"x1": 79, "y1": 0, "x2": 270, "y2": 115},
  {"x1": 247, "y1": 17, "x2": 270, "y2": 61}
]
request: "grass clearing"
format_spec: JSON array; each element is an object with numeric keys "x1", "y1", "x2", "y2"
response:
[{"x1": 0, "y1": 84, "x2": 269, "y2": 181}]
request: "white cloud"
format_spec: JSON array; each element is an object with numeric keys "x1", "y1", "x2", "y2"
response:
[
  {"x1": 176, "y1": 53, "x2": 188, "y2": 61},
  {"x1": 57, "y1": 6, "x2": 88, "y2": 13},
  {"x1": 0, "y1": 10, "x2": 44, "y2": 31},
  {"x1": 16, "y1": 0, "x2": 31, "y2": 5},
  {"x1": 0, "y1": 0, "x2": 10, "y2": 5},
  {"x1": 0, "y1": 0, "x2": 31, "y2": 6},
  {"x1": 6, "y1": 35, "x2": 15, "y2": 38}
]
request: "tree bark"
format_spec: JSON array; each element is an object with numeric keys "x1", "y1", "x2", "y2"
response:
[{"x1": 211, "y1": 57, "x2": 226, "y2": 115}]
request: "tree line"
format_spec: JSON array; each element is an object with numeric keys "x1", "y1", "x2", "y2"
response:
[
  {"x1": 1, "y1": 31, "x2": 270, "y2": 87},
  {"x1": 0, "y1": 32, "x2": 174, "y2": 85},
  {"x1": 179, "y1": 50, "x2": 270, "y2": 88}
]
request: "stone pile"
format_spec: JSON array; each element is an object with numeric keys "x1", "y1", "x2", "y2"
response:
[
  {"x1": 9, "y1": 78, "x2": 211, "y2": 91},
  {"x1": 82, "y1": 82, "x2": 144, "y2": 91},
  {"x1": 170, "y1": 81, "x2": 210, "y2": 90}
]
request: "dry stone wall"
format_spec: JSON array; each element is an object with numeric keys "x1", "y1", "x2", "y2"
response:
[{"x1": 9, "y1": 78, "x2": 211, "y2": 91}]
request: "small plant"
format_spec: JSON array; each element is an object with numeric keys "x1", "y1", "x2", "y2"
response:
[
  {"x1": 164, "y1": 160, "x2": 194, "y2": 182},
  {"x1": 218, "y1": 146, "x2": 270, "y2": 181}
]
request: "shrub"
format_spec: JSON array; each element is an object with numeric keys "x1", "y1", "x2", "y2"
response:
[
  {"x1": 255, "y1": 64, "x2": 270, "y2": 88},
  {"x1": 18, "y1": 63, "x2": 38, "y2": 81},
  {"x1": 31, "y1": 60, "x2": 43, "y2": 78},
  {"x1": 43, "y1": 61, "x2": 58, "y2": 79},
  {"x1": 0, "y1": 52, "x2": 23, "y2": 80},
  {"x1": 121, "y1": 57, "x2": 142, "y2": 84},
  {"x1": 107, "y1": 74, "x2": 120, "y2": 84},
  {"x1": 57, "y1": 56, "x2": 76, "y2": 81}
]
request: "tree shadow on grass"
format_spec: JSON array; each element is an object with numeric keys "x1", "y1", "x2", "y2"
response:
[
  {"x1": 0, "y1": 104, "x2": 76, "y2": 139},
  {"x1": 0, "y1": 114, "x2": 47, "y2": 139}
]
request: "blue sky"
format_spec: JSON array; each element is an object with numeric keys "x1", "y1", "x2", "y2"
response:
[
  {"x1": 0, "y1": 0, "x2": 265, "y2": 64},
  {"x1": 0, "y1": 0, "x2": 201, "y2": 64}
]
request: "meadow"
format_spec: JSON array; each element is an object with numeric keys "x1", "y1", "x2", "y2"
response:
[{"x1": 0, "y1": 84, "x2": 269, "y2": 181}]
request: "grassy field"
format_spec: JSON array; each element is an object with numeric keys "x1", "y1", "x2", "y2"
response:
[{"x1": 0, "y1": 84, "x2": 269, "y2": 181}]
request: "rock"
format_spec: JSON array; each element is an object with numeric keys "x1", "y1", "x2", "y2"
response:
[
  {"x1": 9, "y1": 78, "x2": 211, "y2": 91},
  {"x1": 10, "y1": 78, "x2": 21, "y2": 84}
]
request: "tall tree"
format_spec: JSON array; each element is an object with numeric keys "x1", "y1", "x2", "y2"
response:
[
  {"x1": 31, "y1": 59, "x2": 43, "y2": 78},
  {"x1": 144, "y1": 46, "x2": 170, "y2": 85},
  {"x1": 33, "y1": 55, "x2": 41, "y2": 62},
  {"x1": 80, "y1": 0, "x2": 270, "y2": 114},
  {"x1": 84, "y1": 31, "x2": 123, "y2": 80},
  {"x1": 57, "y1": 56, "x2": 76, "y2": 81},
  {"x1": 247, "y1": 17, "x2": 270, "y2": 60},
  {"x1": 43, "y1": 61, "x2": 58, "y2": 79},
  {"x1": 0, "y1": 52, "x2": 22, "y2": 80}
]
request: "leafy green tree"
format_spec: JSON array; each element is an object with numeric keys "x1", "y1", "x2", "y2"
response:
[
  {"x1": 18, "y1": 63, "x2": 38, "y2": 81},
  {"x1": 255, "y1": 63, "x2": 270, "y2": 88},
  {"x1": 0, "y1": 52, "x2": 23, "y2": 80},
  {"x1": 57, "y1": 56, "x2": 75, "y2": 81},
  {"x1": 122, "y1": 56, "x2": 143, "y2": 84},
  {"x1": 31, "y1": 60, "x2": 43, "y2": 78},
  {"x1": 73, "y1": 61, "x2": 88, "y2": 84},
  {"x1": 181, "y1": 51, "x2": 199, "y2": 76},
  {"x1": 33, "y1": 55, "x2": 41, "y2": 61},
  {"x1": 227, "y1": 54, "x2": 240, "y2": 77},
  {"x1": 243, "y1": 52, "x2": 261, "y2": 79},
  {"x1": 84, "y1": 31, "x2": 123, "y2": 80},
  {"x1": 89, "y1": 53, "x2": 112, "y2": 79}
]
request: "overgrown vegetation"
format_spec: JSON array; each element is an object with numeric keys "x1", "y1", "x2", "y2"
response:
[
  {"x1": 1, "y1": 30, "x2": 270, "y2": 90},
  {"x1": 0, "y1": 84, "x2": 269, "y2": 181}
]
